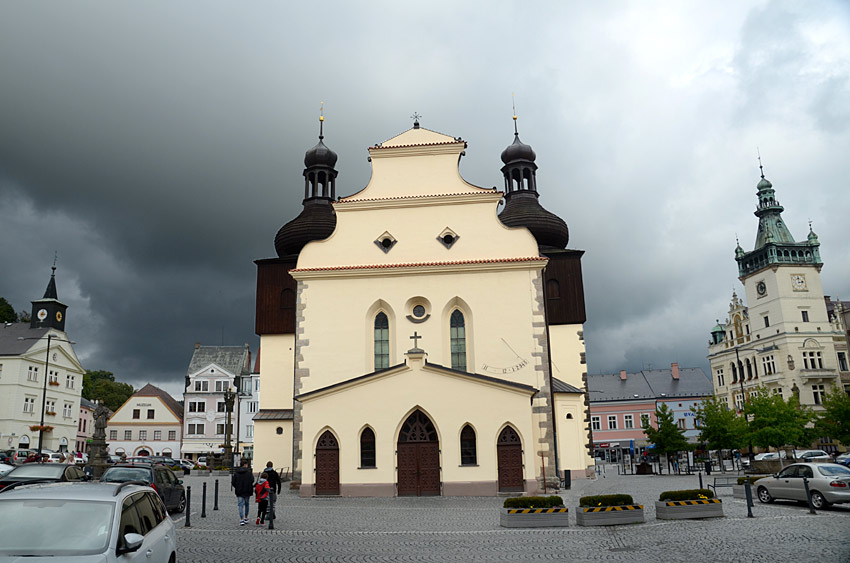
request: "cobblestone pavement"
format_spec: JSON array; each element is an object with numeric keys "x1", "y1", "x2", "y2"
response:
[{"x1": 172, "y1": 467, "x2": 850, "y2": 562}]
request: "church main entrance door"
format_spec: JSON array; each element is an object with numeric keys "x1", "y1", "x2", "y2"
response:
[
  {"x1": 397, "y1": 410, "x2": 440, "y2": 496},
  {"x1": 315, "y1": 430, "x2": 340, "y2": 495},
  {"x1": 497, "y1": 426, "x2": 524, "y2": 492}
]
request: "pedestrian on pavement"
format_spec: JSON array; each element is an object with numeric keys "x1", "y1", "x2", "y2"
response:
[
  {"x1": 255, "y1": 472, "x2": 270, "y2": 525},
  {"x1": 264, "y1": 461, "x2": 282, "y2": 495},
  {"x1": 232, "y1": 459, "x2": 254, "y2": 526}
]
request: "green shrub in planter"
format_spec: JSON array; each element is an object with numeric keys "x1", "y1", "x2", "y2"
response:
[
  {"x1": 578, "y1": 494, "x2": 634, "y2": 507},
  {"x1": 658, "y1": 489, "x2": 714, "y2": 502},
  {"x1": 736, "y1": 476, "x2": 768, "y2": 485},
  {"x1": 503, "y1": 496, "x2": 564, "y2": 509}
]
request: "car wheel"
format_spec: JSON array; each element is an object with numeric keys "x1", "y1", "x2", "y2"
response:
[
  {"x1": 810, "y1": 491, "x2": 829, "y2": 509},
  {"x1": 175, "y1": 493, "x2": 186, "y2": 513},
  {"x1": 757, "y1": 486, "x2": 774, "y2": 504}
]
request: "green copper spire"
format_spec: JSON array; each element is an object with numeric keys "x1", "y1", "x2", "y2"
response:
[{"x1": 735, "y1": 159, "x2": 822, "y2": 279}]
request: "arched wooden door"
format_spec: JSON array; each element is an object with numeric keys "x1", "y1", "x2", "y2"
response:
[
  {"x1": 497, "y1": 426, "x2": 524, "y2": 492},
  {"x1": 315, "y1": 430, "x2": 340, "y2": 495},
  {"x1": 397, "y1": 410, "x2": 440, "y2": 496}
]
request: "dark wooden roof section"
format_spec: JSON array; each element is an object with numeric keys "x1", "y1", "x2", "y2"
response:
[
  {"x1": 542, "y1": 248, "x2": 586, "y2": 325},
  {"x1": 255, "y1": 256, "x2": 298, "y2": 335}
]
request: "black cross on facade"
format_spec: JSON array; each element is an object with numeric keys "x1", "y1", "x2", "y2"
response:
[{"x1": 410, "y1": 331, "x2": 422, "y2": 348}]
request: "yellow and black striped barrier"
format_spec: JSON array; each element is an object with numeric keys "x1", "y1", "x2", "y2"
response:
[
  {"x1": 506, "y1": 508, "x2": 569, "y2": 514},
  {"x1": 664, "y1": 499, "x2": 721, "y2": 506},
  {"x1": 582, "y1": 505, "x2": 643, "y2": 512}
]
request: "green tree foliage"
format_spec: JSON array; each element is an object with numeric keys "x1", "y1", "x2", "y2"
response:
[
  {"x1": 692, "y1": 395, "x2": 747, "y2": 470},
  {"x1": 746, "y1": 387, "x2": 814, "y2": 451},
  {"x1": 0, "y1": 297, "x2": 17, "y2": 323},
  {"x1": 815, "y1": 385, "x2": 850, "y2": 446},
  {"x1": 643, "y1": 403, "x2": 690, "y2": 466},
  {"x1": 82, "y1": 370, "x2": 134, "y2": 412}
]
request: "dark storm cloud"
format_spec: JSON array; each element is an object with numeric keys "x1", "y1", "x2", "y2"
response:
[{"x1": 1, "y1": 1, "x2": 848, "y2": 396}]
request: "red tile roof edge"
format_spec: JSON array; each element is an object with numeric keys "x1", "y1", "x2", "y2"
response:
[
  {"x1": 291, "y1": 256, "x2": 547, "y2": 273},
  {"x1": 335, "y1": 191, "x2": 502, "y2": 204},
  {"x1": 370, "y1": 140, "x2": 465, "y2": 150}
]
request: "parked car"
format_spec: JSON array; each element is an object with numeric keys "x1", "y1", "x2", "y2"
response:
[
  {"x1": 794, "y1": 450, "x2": 831, "y2": 462},
  {"x1": 177, "y1": 458, "x2": 195, "y2": 470},
  {"x1": 0, "y1": 481, "x2": 177, "y2": 561},
  {"x1": 0, "y1": 463, "x2": 15, "y2": 477},
  {"x1": 0, "y1": 463, "x2": 88, "y2": 492},
  {"x1": 754, "y1": 452, "x2": 779, "y2": 461},
  {"x1": 0, "y1": 450, "x2": 20, "y2": 465},
  {"x1": 196, "y1": 456, "x2": 207, "y2": 468},
  {"x1": 100, "y1": 462, "x2": 186, "y2": 513},
  {"x1": 107, "y1": 454, "x2": 123, "y2": 464},
  {"x1": 756, "y1": 462, "x2": 850, "y2": 509},
  {"x1": 835, "y1": 453, "x2": 850, "y2": 467}
]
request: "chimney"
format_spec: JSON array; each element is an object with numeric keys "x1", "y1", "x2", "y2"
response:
[
  {"x1": 620, "y1": 370, "x2": 627, "y2": 381},
  {"x1": 671, "y1": 363, "x2": 680, "y2": 380},
  {"x1": 195, "y1": 342, "x2": 201, "y2": 349}
]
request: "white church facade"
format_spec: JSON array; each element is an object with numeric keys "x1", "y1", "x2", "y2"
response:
[{"x1": 253, "y1": 116, "x2": 592, "y2": 496}]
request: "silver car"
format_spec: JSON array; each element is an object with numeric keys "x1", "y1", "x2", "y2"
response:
[
  {"x1": 0, "y1": 481, "x2": 177, "y2": 561},
  {"x1": 756, "y1": 462, "x2": 850, "y2": 509}
]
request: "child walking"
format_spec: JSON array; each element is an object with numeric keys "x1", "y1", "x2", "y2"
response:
[{"x1": 255, "y1": 471, "x2": 270, "y2": 525}]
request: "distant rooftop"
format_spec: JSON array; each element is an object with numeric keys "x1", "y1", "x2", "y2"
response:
[{"x1": 588, "y1": 365, "x2": 712, "y2": 402}]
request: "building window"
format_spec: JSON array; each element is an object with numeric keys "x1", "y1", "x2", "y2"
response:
[
  {"x1": 124, "y1": 430, "x2": 132, "y2": 440},
  {"x1": 63, "y1": 403, "x2": 72, "y2": 417},
  {"x1": 715, "y1": 368, "x2": 725, "y2": 387},
  {"x1": 248, "y1": 401, "x2": 258, "y2": 413},
  {"x1": 374, "y1": 312, "x2": 389, "y2": 370},
  {"x1": 731, "y1": 363, "x2": 738, "y2": 383},
  {"x1": 138, "y1": 430, "x2": 147, "y2": 440},
  {"x1": 624, "y1": 414, "x2": 634, "y2": 429},
  {"x1": 803, "y1": 351, "x2": 823, "y2": 370},
  {"x1": 27, "y1": 366, "x2": 38, "y2": 382},
  {"x1": 153, "y1": 430, "x2": 162, "y2": 440},
  {"x1": 607, "y1": 415, "x2": 617, "y2": 430},
  {"x1": 360, "y1": 428, "x2": 376, "y2": 468},
  {"x1": 168, "y1": 430, "x2": 176, "y2": 440},
  {"x1": 761, "y1": 355, "x2": 776, "y2": 375},
  {"x1": 132, "y1": 409, "x2": 140, "y2": 419},
  {"x1": 246, "y1": 425, "x2": 253, "y2": 438},
  {"x1": 217, "y1": 401, "x2": 227, "y2": 413},
  {"x1": 773, "y1": 387, "x2": 783, "y2": 397},
  {"x1": 640, "y1": 413, "x2": 651, "y2": 428},
  {"x1": 812, "y1": 384, "x2": 825, "y2": 405},
  {"x1": 255, "y1": 380, "x2": 260, "y2": 392},
  {"x1": 763, "y1": 316, "x2": 770, "y2": 328},
  {"x1": 194, "y1": 380, "x2": 209, "y2": 392},
  {"x1": 734, "y1": 394, "x2": 744, "y2": 410},
  {"x1": 45, "y1": 400, "x2": 55, "y2": 414},
  {"x1": 23, "y1": 397, "x2": 35, "y2": 413},
  {"x1": 66, "y1": 374, "x2": 75, "y2": 389},
  {"x1": 215, "y1": 380, "x2": 230, "y2": 392},
  {"x1": 677, "y1": 419, "x2": 687, "y2": 430},
  {"x1": 591, "y1": 416, "x2": 600, "y2": 431},
  {"x1": 460, "y1": 424, "x2": 477, "y2": 465},
  {"x1": 839, "y1": 352, "x2": 848, "y2": 372},
  {"x1": 147, "y1": 409, "x2": 154, "y2": 419},
  {"x1": 110, "y1": 430, "x2": 118, "y2": 440},
  {"x1": 801, "y1": 310, "x2": 809, "y2": 322},
  {"x1": 216, "y1": 424, "x2": 232, "y2": 435},
  {"x1": 188, "y1": 401, "x2": 205, "y2": 412},
  {"x1": 48, "y1": 370, "x2": 59, "y2": 384},
  {"x1": 188, "y1": 424, "x2": 203, "y2": 435},
  {"x1": 450, "y1": 310, "x2": 466, "y2": 372}
]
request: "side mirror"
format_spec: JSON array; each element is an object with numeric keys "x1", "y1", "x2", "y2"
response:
[
  {"x1": 118, "y1": 533, "x2": 144, "y2": 555},
  {"x1": 178, "y1": 479, "x2": 183, "y2": 484}
]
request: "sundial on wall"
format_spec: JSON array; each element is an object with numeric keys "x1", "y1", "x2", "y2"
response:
[{"x1": 481, "y1": 338, "x2": 529, "y2": 375}]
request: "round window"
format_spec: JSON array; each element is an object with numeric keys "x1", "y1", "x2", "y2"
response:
[
  {"x1": 442, "y1": 234, "x2": 454, "y2": 245},
  {"x1": 413, "y1": 305, "x2": 426, "y2": 318},
  {"x1": 381, "y1": 238, "x2": 393, "y2": 249},
  {"x1": 276, "y1": 427, "x2": 284, "y2": 435}
]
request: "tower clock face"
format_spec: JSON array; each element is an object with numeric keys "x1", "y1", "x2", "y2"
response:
[
  {"x1": 791, "y1": 274, "x2": 807, "y2": 291},
  {"x1": 56, "y1": 311, "x2": 62, "y2": 322},
  {"x1": 756, "y1": 281, "x2": 767, "y2": 296},
  {"x1": 37, "y1": 309, "x2": 47, "y2": 321}
]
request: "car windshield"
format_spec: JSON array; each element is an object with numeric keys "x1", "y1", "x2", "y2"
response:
[
  {"x1": 101, "y1": 467, "x2": 152, "y2": 483},
  {"x1": 5, "y1": 465, "x2": 65, "y2": 478},
  {"x1": 0, "y1": 498, "x2": 114, "y2": 556},
  {"x1": 818, "y1": 465, "x2": 850, "y2": 477}
]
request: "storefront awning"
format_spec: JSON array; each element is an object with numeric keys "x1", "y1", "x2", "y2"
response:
[{"x1": 181, "y1": 443, "x2": 223, "y2": 454}]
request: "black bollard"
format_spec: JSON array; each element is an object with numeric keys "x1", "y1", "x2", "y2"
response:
[
  {"x1": 803, "y1": 477, "x2": 817, "y2": 514},
  {"x1": 184, "y1": 486, "x2": 192, "y2": 527},
  {"x1": 698, "y1": 471, "x2": 703, "y2": 490},
  {"x1": 744, "y1": 481, "x2": 754, "y2": 518},
  {"x1": 213, "y1": 479, "x2": 219, "y2": 511},
  {"x1": 201, "y1": 481, "x2": 207, "y2": 518}
]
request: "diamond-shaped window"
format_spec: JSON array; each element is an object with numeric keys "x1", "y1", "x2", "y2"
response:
[
  {"x1": 374, "y1": 231, "x2": 397, "y2": 254},
  {"x1": 437, "y1": 227, "x2": 459, "y2": 249}
]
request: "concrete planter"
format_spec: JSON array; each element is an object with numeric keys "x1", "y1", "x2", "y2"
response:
[
  {"x1": 575, "y1": 505, "x2": 644, "y2": 526},
  {"x1": 499, "y1": 508, "x2": 569, "y2": 528},
  {"x1": 192, "y1": 469, "x2": 211, "y2": 476},
  {"x1": 655, "y1": 499, "x2": 723, "y2": 520}
]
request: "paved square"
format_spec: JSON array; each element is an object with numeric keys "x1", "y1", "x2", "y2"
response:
[{"x1": 173, "y1": 468, "x2": 850, "y2": 562}]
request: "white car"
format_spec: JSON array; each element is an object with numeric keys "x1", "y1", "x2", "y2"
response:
[
  {"x1": 754, "y1": 452, "x2": 779, "y2": 461},
  {"x1": 0, "y1": 481, "x2": 177, "y2": 561},
  {"x1": 794, "y1": 450, "x2": 831, "y2": 462},
  {"x1": 0, "y1": 463, "x2": 15, "y2": 477}
]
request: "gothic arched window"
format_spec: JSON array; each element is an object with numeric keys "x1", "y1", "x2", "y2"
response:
[
  {"x1": 360, "y1": 428, "x2": 376, "y2": 468},
  {"x1": 374, "y1": 312, "x2": 389, "y2": 370},
  {"x1": 460, "y1": 424, "x2": 477, "y2": 465},
  {"x1": 450, "y1": 310, "x2": 466, "y2": 372}
]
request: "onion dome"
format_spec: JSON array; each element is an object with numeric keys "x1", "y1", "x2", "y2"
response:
[
  {"x1": 274, "y1": 110, "x2": 338, "y2": 257},
  {"x1": 756, "y1": 177, "x2": 772, "y2": 190},
  {"x1": 498, "y1": 117, "x2": 569, "y2": 250}
]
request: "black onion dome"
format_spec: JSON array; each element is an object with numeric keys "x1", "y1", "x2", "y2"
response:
[
  {"x1": 500, "y1": 135, "x2": 536, "y2": 164},
  {"x1": 304, "y1": 138, "x2": 338, "y2": 168},
  {"x1": 274, "y1": 200, "x2": 337, "y2": 257},
  {"x1": 499, "y1": 193, "x2": 569, "y2": 249}
]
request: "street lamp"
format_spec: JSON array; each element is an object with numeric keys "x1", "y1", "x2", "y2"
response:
[
  {"x1": 734, "y1": 346, "x2": 755, "y2": 464},
  {"x1": 18, "y1": 332, "x2": 75, "y2": 457},
  {"x1": 223, "y1": 386, "x2": 236, "y2": 469}
]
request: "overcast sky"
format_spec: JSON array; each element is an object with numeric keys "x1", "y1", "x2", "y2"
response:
[{"x1": 2, "y1": 1, "x2": 848, "y2": 399}]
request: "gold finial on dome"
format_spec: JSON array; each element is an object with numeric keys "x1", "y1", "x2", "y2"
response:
[
  {"x1": 511, "y1": 93, "x2": 519, "y2": 135},
  {"x1": 319, "y1": 101, "x2": 324, "y2": 122}
]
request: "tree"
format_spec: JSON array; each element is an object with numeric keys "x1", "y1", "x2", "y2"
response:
[
  {"x1": 815, "y1": 385, "x2": 850, "y2": 447},
  {"x1": 692, "y1": 395, "x2": 747, "y2": 471},
  {"x1": 0, "y1": 297, "x2": 17, "y2": 323},
  {"x1": 747, "y1": 387, "x2": 814, "y2": 453},
  {"x1": 82, "y1": 370, "x2": 135, "y2": 412},
  {"x1": 643, "y1": 403, "x2": 690, "y2": 472}
]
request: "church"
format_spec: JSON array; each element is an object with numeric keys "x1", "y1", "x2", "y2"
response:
[{"x1": 253, "y1": 114, "x2": 593, "y2": 496}]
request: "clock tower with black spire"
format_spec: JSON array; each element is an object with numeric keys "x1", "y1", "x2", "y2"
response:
[{"x1": 30, "y1": 266, "x2": 68, "y2": 332}]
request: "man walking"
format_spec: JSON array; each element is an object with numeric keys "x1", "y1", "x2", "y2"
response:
[
  {"x1": 264, "y1": 461, "x2": 282, "y2": 495},
  {"x1": 232, "y1": 459, "x2": 254, "y2": 525}
]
